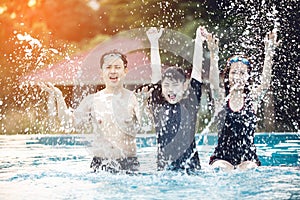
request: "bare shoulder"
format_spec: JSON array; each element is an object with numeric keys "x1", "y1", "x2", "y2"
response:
[
  {"x1": 123, "y1": 88, "x2": 134, "y2": 99},
  {"x1": 93, "y1": 89, "x2": 105, "y2": 97},
  {"x1": 79, "y1": 93, "x2": 95, "y2": 104},
  {"x1": 123, "y1": 88, "x2": 133, "y2": 94},
  {"x1": 123, "y1": 89, "x2": 138, "y2": 109},
  {"x1": 93, "y1": 90, "x2": 111, "y2": 100}
]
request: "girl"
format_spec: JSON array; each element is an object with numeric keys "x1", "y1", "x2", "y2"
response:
[{"x1": 207, "y1": 29, "x2": 279, "y2": 171}]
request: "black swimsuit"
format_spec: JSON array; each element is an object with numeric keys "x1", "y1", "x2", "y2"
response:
[
  {"x1": 210, "y1": 97, "x2": 261, "y2": 166},
  {"x1": 149, "y1": 79, "x2": 202, "y2": 171}
]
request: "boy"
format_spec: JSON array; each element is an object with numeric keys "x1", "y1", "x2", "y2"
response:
[
  {"x1": 40, "y1": 50, "x2": 149, "y2": 173},
  {"x1": 143, "y1": 27, "x2": 208, "y2": 171}
]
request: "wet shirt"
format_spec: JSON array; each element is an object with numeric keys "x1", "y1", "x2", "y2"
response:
[
  {"x1": 149, "y1": 78, "x2": 202, "y2": 170},
  {"x1": 211, "y1": 97, "x2": 261, "y2": 166}
]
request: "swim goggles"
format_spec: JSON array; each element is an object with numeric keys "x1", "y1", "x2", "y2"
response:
[
  {"x1": 100, "y1": 51, "x2": 127, "y2": 67},
  {"x1": 229, "y1": 57, "x2": 251, "y2": 66},
  {"x1": 103, "y1": 52, "x2": 124, "y2": 59}
]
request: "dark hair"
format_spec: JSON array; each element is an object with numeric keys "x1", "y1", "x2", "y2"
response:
[
  {"x1": 162, "y1": 67, "x2": 186, "y2": 83},
  {"x1": 100, "y1": 50, "x2": 128, "y2": 69},
  {"x1": 223, "y1": 54, "x2": 253, "y2": 96}
]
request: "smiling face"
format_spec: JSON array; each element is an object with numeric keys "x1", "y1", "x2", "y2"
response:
[
  {"x1": 228, "y1": 62, "x2": 249, "y2": 91},
  {"x1": 161, "y1": 77, "x2": 186, "y2": 104},
  {"x1": 101, "y1": 55, "x2": 127, "y2": 89}
]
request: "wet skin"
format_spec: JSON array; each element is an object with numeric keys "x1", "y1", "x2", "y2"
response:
[
  {"x1": 101, "y1": 56, "x2": 127, "y2": 90},
  {"x1": 228, "y1": 62, "x2": 249, "y2": 91},
  {"x1": 161, "y1": 77, "x2": 186, "y2": 104}
]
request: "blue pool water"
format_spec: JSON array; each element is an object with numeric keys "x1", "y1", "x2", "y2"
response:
[{"x1": 0, "y1": 133, "x2": 299, "y2": 200}]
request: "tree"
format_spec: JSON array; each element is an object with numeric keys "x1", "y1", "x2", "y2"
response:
[
  {"x1": 40, "y1": 0, "x2": 105, "y2": 41},
  {"x1": 0, "y1": 0, "x2": 298, "y2": 133}
]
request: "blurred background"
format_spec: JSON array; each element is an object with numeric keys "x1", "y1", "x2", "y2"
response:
[{"x1": 0, "y1": 0, "x2": 298, "y2": 134}]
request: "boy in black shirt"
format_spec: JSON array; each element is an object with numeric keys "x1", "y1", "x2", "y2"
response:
[{"x1": 141, "y1": 27, "x2": 209, "y2": 171}]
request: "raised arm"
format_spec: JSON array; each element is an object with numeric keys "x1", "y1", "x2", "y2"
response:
[
  {"x1": 255, "y1": 29, "x2": 279, "y2": 101},
  {"x1": 146, "y1": 27, "x2": 163, "y2": 83},
  {"x1": 207, "y1": 33, "x2": 220, "y2": 97},
  {"x1": 206, "y1": 33, "x2": 223, "y2": 113},
  {"x1": 191, "y1": 26, "x2": 207, "y2": 83}
]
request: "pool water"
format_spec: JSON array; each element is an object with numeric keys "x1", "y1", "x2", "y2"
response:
[{"x1": 0, "y1": 133, "x2": 299, "y2": 200}]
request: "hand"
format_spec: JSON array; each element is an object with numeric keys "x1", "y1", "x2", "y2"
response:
[
  {"x1": 264, "y1": 29, "x2": 280, "y2": 53},
  {"x1": 38, "y1": 82, "x2": 54, "y2": 93},
  {"x1": 134, "y1": 85, "x2": 153, "y2": 105},
  {"x1": 207, "y1": 33, "x2": 219, "y2": 53},
  {"x1": 196, "y1": 26, "x2": 208, "y2": 41},
  {"x1": 146, "y1": 27, "x2": 163, "y2": 43},
  {"x1": 39, "y1": 82, "x2": 62, "y2": 97}
]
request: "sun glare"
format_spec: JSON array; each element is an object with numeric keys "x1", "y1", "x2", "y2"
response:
[
  {"x1": 27, "y1": 0, "x2": 37, "y2": 8},
  {"x1": 0, "y1": 5, "x2": 7, "y2": 15}
]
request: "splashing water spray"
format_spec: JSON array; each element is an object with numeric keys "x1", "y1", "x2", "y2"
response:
[{"x1": 75, "y1": 27, "x2": 199, "y2": 164}]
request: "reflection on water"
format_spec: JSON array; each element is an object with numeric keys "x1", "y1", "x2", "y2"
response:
[{"x1": 0, "y1": 134, "x2": 299, "y2": 200}]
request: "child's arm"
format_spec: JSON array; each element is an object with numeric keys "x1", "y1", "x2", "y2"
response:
[
  {"x1": 146, "y1": 27, "x2": 163, "y2": 83},
  {"x1": 132, "y1": 86, "x2": 154, "y2": 133},
  {"x1": 207, "y1": 34, "x2": 220, "y2": 99},
  {"x1": 191, "y1": 26, "x2": 207, "y2": 83},
  {"x1": 207, "y1": 33, "x2": 223, "y2": 113},
  {"x1": 254, "y1": 29, "x2": 279, "y2": 102},
  {"x1": 130, "y1": 27, "x2": 163, "y2": 132},
  {"x1": 40, "y1": 83, "x2": 73, "y2": 127}
]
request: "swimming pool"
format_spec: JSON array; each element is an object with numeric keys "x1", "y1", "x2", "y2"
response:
[{"x1": 0, "y1": 133, "x2": 299, "y2": 200}]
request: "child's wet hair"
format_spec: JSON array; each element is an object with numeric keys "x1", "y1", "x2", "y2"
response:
[
  {"x1": 223, "y1": 54, "x2": 253, "y2": 96},
  {"x1": 100, "y1": 50, "x2": 128, "y2": 69},
  {"x1": 162, "y1": 67, "x2": 186, "y2": 83}
]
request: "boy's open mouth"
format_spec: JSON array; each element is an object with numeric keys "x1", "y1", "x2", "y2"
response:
[
  {"x1": 168, "y1": 94, "x2": 176, "y2": 100},
  {"x1": 109, "y1": 76, "x2": 118, "y2": 82}
]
